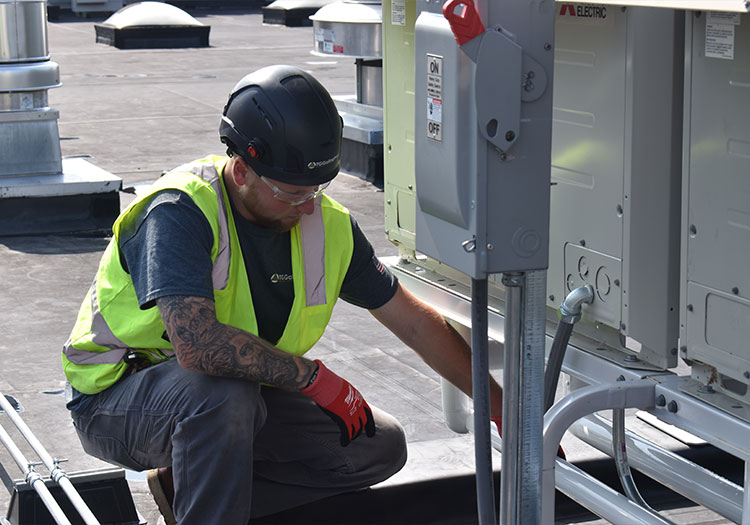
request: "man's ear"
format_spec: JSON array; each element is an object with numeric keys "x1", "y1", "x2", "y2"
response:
[{"x1": 232, "y1": 157, "x2": 249, "y2": 187}]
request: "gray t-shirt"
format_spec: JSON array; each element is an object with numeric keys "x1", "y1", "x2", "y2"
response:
[{"x1": 118, "y1": 189, "x2": 398, "y2": 344}]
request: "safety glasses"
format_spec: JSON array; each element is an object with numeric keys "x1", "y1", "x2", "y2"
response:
[{"x1": 259, "y1": 176, "x2": 330, "y2": 206}]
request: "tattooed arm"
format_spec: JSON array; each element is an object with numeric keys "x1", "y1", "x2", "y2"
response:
[{"x1": 157, "y1": 295, "x2": 317, "y2": 390}]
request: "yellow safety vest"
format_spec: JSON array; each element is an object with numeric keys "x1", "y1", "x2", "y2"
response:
[{"x1": 63, "y1": 155, "x2": 354, "y2": 394}]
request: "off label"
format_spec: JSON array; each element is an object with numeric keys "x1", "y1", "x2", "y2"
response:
[{"x1": 426, "y1": 54, "x2": 443, "y2": 142}]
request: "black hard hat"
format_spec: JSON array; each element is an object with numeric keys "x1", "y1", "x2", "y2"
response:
[{"x1": 219, "y1": 65, "x2": 343, "y2": 186}]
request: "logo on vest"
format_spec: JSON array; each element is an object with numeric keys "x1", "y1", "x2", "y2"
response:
[{"x1": 270, "y1": 273, "x2": 293, "y2": 284}]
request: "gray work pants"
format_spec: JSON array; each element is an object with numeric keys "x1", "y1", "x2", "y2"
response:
[{"x1": 70, "y1": 359, "x2": 407, "y2": 524}]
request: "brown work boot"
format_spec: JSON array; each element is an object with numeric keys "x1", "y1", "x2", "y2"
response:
[{"x1": 147, "y1": 467, "x2": 176, "y2": 525}]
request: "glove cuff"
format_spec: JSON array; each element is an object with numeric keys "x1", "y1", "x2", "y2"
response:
[{"x1": 299, "y1": 360, "x2": 343, "y2": 405}]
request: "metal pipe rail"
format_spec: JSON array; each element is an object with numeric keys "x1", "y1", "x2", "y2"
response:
[
  {"x1": 0, "y1": 422, "x2": 71, "y2": 525},
  {"x1": 542, "y1": 379, "x2": 664, "y2": 524},
  {"x1": 0, "y1": 393, "x2": 100, "y2": 525},
  {"x1": 570, "y1": 413, "x2": 744, "y2": 524}
]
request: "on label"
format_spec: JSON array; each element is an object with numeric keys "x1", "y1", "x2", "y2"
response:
[{"x1": 426, "y1": 54, "x2": 443, "y2": 142}]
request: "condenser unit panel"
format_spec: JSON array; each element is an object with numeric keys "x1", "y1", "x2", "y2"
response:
[
  {"x1": 548, "y1": 6, "x2": 682, "y2": 369},
  {"x1": 682, "y1": 11, "x2": 750, "y2": 401}
]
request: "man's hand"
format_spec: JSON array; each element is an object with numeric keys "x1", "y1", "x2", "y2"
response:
[{"x1": 300, "y1": 360, "x2": 376, "y2": 446}]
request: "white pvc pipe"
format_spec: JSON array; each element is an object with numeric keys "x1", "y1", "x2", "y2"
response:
[
  {"x1": 571, "y1": 413, "x2": 744, "y2": 523},
  {"x1": 0, "y1": 394, "x2": 100, "y2": 525}
]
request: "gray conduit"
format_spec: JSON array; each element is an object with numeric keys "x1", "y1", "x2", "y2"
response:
[
  {"x1": 471, "y1": 277, "x2": 496, "y2": 525},
  {"x1": 612, "y1": 407, "x2": 661, "y2": 514},
  {"x1": 0, "y1": 393, "x2": 100, "y2": 525},
  {"x1": 571, "y1": 413, "x2": 744, "y2": 524},
  {"x1": 543, "y1": 285, "x2": 593, "y2": 412}
]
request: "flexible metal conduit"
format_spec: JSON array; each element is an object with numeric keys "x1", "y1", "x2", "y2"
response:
[
  {"x1": 612, "y1": 407, "x2": 660, "y2": 513},
  {"x1": 543, "y1": 285, "x2": 593, "y2": 412},
  {"x1": 0, "y1": 393, "x2": 101, "y2": 525},
  {"x1": 570, "y1": 413, "x2": 744, "y2": 524}
]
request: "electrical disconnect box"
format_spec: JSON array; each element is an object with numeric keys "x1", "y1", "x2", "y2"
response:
[
  {"x1": 548, "y1": 6, "x2": 684, "y2": 369},
  {"x1": 412, "y1": 0, "x2": 555, "y2": 279},
  {"x1": 681, "y1": 11, "x2": 750, "y2": 409}
]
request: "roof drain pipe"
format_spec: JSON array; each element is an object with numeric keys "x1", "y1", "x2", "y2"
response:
[
  {"x1": 0, "y1": 393, "x2": 101, "y2": 525},
  {"x1": 543, "y1": 285, "x2": 594, "y2": 412}
]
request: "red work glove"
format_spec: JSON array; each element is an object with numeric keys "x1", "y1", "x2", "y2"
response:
[
  {"x1": 491, "y1": 416, "x2": 502, "y2": 437},
  {"x1": 490, "y1": 416, "x2": 566, "y2": 459},
  {"x1": 300, "y1": 360, "x2": 376, "y2": 446}
]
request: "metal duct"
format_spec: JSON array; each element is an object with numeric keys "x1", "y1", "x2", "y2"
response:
[{"x1": 0, "y1": 0, "x2": 62, "y2": 178}]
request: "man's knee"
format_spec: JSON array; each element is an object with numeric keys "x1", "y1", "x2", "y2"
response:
[{"x1": 364, "y1": 407, "x2": 408, "y2": 482}]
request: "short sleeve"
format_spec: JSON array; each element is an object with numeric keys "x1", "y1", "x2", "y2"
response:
[
  {"x1": 119, "y1": 190, "x2": 215, "y2": 309},
  {"x1": 339, "y1": 216, "x2": 399, "y2": 310}
]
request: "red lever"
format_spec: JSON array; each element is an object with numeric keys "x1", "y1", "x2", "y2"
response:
[{"x1": 443, "y1": 0, "x2": 485, "y2": 46}]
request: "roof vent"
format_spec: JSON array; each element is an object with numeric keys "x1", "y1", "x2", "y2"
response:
[{"x1": 94, "y1": 2, "x2": 210, "y2": 49}]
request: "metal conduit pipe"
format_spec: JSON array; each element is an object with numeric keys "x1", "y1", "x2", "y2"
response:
[
  {"x1": 555, "y1": 458, "x2": 675, "y2": 525},
  {"x1": 543, "y1": 285, "x2": 594, "y2": 412},
  {"x1": 0, "y1": 423, "x2": 71, "y2": 525},
  {"x1": 470, "y1": 277, "x2": 496, "y2": 525},
  {"x1": 0, "y1": 394, "x2": 100, "y2": 525},
  {"x1": 500, "y1": 272, "x2": 524, "y2": 524},
  {"x1": 443, "y1": 380, "x2": 679, "y2": 524},
  {"x1": 541, "y1": 379, "x2": 658, "y2": 523},
  {"x1": 570, "y1": 413, "x2": 744, "y2": 524},
  {"x1": 612, "y1": 407, "x2": 668, "y2": 520}
]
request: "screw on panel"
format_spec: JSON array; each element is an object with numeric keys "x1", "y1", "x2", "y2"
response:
[
  {"x1": 655, "y1": 395, "x2": 666, "y2": 407},
  {"x1": 549, "y1": 295, "x2": 555, "y2": 302},
  {"x1": 687, "y1": 304, "x2": 693, "y2": 312},
  {"x1": 544, "y1": 43, "x2": 552, "y2": 51},
  {"x1": 580, "y1": 239, "x2": 586, "y2": 247},
  {"x1": 732, "y1": 287, "x2": 739, "y2": 295},
  {"x1": 680, "y1": 345, "x2": 687, "y2": 354},
  {"x1": 614, "y1": 279, "x2": 620, "y2": 287},
  {"x1": 698, "y1": 385, "x2": 715, "y2": 394},
  {"x1": 499, "y1": 152, "x2": 508, "y2": 161},
  {"x1": 408, "y1": 184, "x2": 413, "y2": 190},
  {"x1": 670, "y1": 348, "x2": 677, "y2": 356},
  {"x1": 624, "y1": 354, "x2": 639, "y2": 363},
  {"x1": 667, "y1": 401, "x2": 678, "y2": 413},
  {"x1": 505, "y1": 130, "x2": 516, "y2": 141},
  {"x1": 689, "y1": 224, "x2": 697, "y2": 237},
  {"x1": 744, "y1": 371, "x2": 750, "y2": 379},
  {"x1": 487, "y1": 243, "x2": 494, "y2": 251},
  {"x1": 620, "y1": 322, "x2": 627, "y2": 331}
]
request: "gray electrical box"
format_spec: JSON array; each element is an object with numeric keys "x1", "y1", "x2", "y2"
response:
[
  {"x1": 413, "y1": 0, "x2": 554, "y2": 279},
  {"x1": 547, "y1": 6, "x2": 683, "y2": 369},
  {"x1": 682, "y1": 11, "x2": 750, "y2": 406}
]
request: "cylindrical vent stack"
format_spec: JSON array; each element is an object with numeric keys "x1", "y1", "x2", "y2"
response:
[{"x1": 0, "y1": 0, "x2": 62, "y2": 177}]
